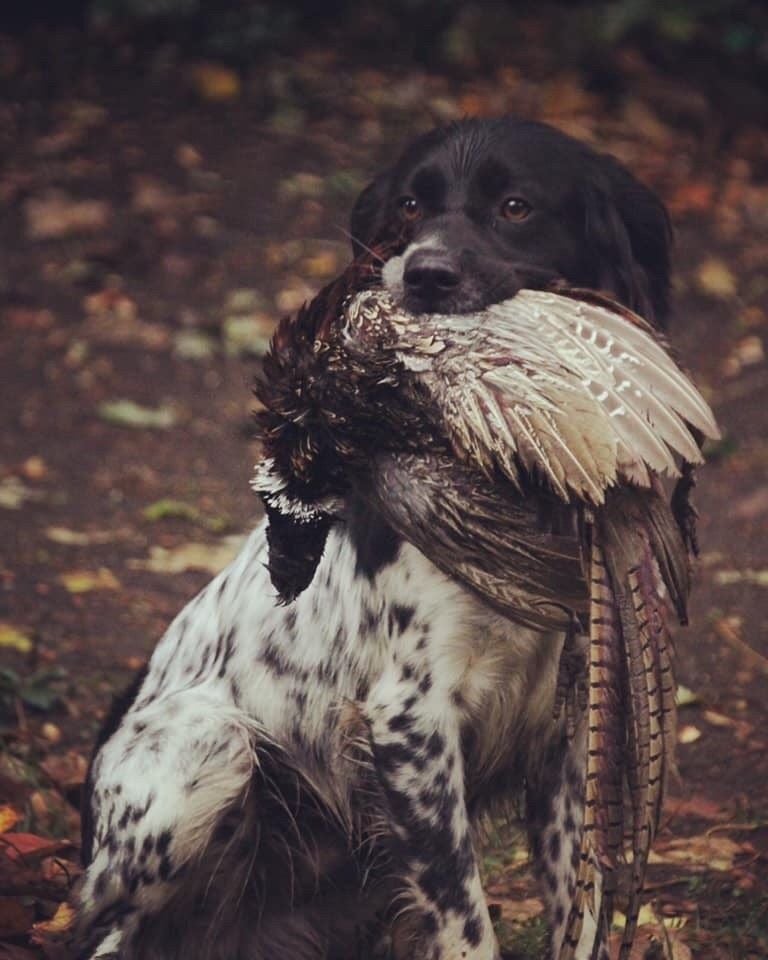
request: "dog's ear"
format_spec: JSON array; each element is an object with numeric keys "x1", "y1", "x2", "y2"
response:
[
  {"x1": 349, "y1": 171, "x2": 392, "y2": 256},
  {"x1": 584, "y1": 155, "x2": 672, "y2": 327}
]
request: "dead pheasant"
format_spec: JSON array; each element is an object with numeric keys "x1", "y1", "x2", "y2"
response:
[{"x1": 253, "y1": 251, "x2": 719, "y2": 959}]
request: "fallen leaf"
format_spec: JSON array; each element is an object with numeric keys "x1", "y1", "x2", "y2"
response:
[
  {"x1": 59, "y1": 567, "x2": 121, "y2": 593},
  {"x1": 722, "y1": 334, "x2": 765, "y2": 377},
  {"x1": 275, "y1": 279, "x2": 315, "y2": 314},
  {"x1": 130, "y1": 536, "x2": 246, "y2": 575},
  {"x1": 97, "y1": 400, "x2": 177, "y2": 430},
  {"x1": 0, "y1": 476, "x2": 44, "y2": 510},
  {"x1": 277, "y1": 173, "x2": 325, "y2": 200},
  {"x1": 143, "y1": 499, "x2": 199, "y2": 522},
  {"x1": 224, "y1": 288, "x2": 269, "y2": 314},
  {"x1": 649, "y1": 834, "x2": 747, "y2": 871},
  {"x1": 695, "y1": 258, "x2": 737, "y2": 298},
  {"x1": 40, "y1": 722, "x2": 62, "y2": 744},
  {"x1": 30, "y1": 901, "x2": 76, "y2": 941},
  {"x1": 302, "y1": 249, "x2": 340, "y2": 278},
  {"x1": 0, "y1": 623, "x2": 33, "y2": 654},
  {"x1": 174, "y1": 330, "x2": 217, "y2": 360},
  {"x1": 678, "y1": 724, "x2": 702, "y2": 744},
  {"x1": 21, "y1": 456, "x2": 47, "y2": 480},
  {"x1": 45, "y1": 525, "x2": 115, "y2": 546},
  {"x1": 24, "y1": 191, "x2": 111, "y2": 239},
  {"x1": 675, "y1": 685, "x2": 701, "y2": 708},
  {"x1": 222, "y1": 314, "x2": 275, "y2": 356},
  {"x1": 40, "y1": 750, "x2": 87, "y2": 789},
  {"x1": 0, "y1": 807, "x2": 21, "y2": 832},
  {"x1": 0, "y1": 833, "x2": 72, "y2": 861},
  {"x1": 714, "y1": 568, "x2": 768, "y2": 587},
  {"x1": 189, "y1": 62, "x2": 240, "y2": 102}
]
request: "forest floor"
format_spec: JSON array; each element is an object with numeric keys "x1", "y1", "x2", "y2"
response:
[{"x1": 1, "y1": 16, "x2": 767, "y2": 960}]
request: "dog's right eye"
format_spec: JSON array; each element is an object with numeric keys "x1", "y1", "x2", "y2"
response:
[{"x1": 398, "y1": 196, "x2": 422, "y2": 222}]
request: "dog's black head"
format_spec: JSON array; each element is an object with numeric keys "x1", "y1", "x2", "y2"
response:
[{"x1": 351, "y1": 118, "x2": 671, "y2": 326}]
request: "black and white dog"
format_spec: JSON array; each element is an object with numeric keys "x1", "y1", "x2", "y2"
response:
[{"x1": 76, "y1": 119, "x2": 671, "y2": 960}]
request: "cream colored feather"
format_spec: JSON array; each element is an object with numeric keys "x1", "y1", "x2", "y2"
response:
[{"x1": 343, "y1": 288, "x2": 720, "y2": 505}]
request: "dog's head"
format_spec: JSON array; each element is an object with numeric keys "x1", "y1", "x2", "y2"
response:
[{"x1": 350, "y1": 118, "x2": 671, "y2": 326}]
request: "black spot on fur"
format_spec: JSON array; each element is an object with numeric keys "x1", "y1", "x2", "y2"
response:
[
  {"x1": 418, "y1": 673, "x2": 432, "y2": 694},
  {"x1": 156, "y1": 831, "x2": 172, "y2": 856},
  {"x1": 462, "y1": 913, "x2": 482, "y2": 947},
  {"x1": 390, "y1": 604, "x2": 415, "y2": 635},
  {"x1": 388, "y1": 711, "x2": 414, "y2": 733},
  {"x1": 548, "y1": 831, "x2": 561, "y2": 862}
]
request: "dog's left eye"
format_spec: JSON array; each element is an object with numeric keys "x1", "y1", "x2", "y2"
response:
[
  {"x1": 500, "y1": 197, "x2": 531, "y2": 221},
  {"x1": 398, "y1": 196, "x2": 422, "y2": 222}
]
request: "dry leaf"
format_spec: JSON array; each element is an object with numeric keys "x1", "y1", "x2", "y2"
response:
[
  {"x1": 675, "y1": 684, "x2": 701, "y2": 708},
  {"x1": 189, "y1": 63, "x2": 240, "y2": 102},
  {"x1": 695, "y1": 258, "x2": 737, "y2": 298},
  {"x1": 678, "y1": 725, "x2": 702, "y2": 744},
  {"x1": 40, "y1": 750, "x2": 87, "y2": 789},
  {"x1": 0, "y1": 623, "x2": 32, "y2": 654},
  {"x1": 25, "y1": 191, "x2": 110, "y2": 239},
  {"x1": 0, "y1": 833, "x2": 72, "y2": 862},
  {"x1": 130, "y1": 536, "x2": 246, "y2": 575},
  {"x1": 30, "y1": 901, "x2": 76, "y2": 941},
  {"x1": 46, "y1": 526, "x2": 115, "y2": 546},
  {"x1": 59, "y1": 567, "x2": 120, "y2": 593},
  {"x1": 649, "y1": 834, "x2": 747, "y2": 871},
  {"x1": 0, "y1": 807, "x2": 21, "y2": 832}
]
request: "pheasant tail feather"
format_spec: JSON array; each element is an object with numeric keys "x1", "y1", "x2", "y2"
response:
[{"x1": 561, "y1": 532, "x2": 624, "y2": 959}]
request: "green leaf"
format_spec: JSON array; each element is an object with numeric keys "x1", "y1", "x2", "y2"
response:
[{"x1": 97, "y1": 400, "x2": 177, "y2": 430}]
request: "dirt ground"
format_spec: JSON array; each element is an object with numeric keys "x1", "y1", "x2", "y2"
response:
[{"x1": 1, "y1": 15, "x2": 767, "y2": 960}]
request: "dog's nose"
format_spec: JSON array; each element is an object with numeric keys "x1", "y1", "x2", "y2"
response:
[{"x1": 403, "y1": 250, "x2": 460, "y2": 306}]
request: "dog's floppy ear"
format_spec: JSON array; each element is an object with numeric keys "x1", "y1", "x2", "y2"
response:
[
  {"x1": 585, "y1": 155, "x2": 672, "y2": 327},
  {"x1": 349, "y1": 171, "x2": 392, "y2": 256}
]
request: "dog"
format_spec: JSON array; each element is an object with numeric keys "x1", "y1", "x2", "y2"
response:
[{"x1": 75, "y1": 118, "x2": 672, "y2": 960}]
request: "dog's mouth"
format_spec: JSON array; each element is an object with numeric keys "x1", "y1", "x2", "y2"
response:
[{"x1": 382, "y1": 248, "x2": 559, "y2": 316}]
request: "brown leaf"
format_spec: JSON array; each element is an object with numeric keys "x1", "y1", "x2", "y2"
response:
[
  {"x1": 649, "y1": 834, "x2": 749, "y2": 871},
  {"x1": 0, "y1": 834, "x2": 73, "y2": 863},
  {"x1": 40, "y1": 751, "x2": 88, "y2": 790},
  {"x1": 24, "y1": 191, "x2": 110, "y2": 240}
]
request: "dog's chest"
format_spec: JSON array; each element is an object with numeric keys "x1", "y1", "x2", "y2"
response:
[{"x1": 137, "y1": 519, "x2": 562, "y2": 796}]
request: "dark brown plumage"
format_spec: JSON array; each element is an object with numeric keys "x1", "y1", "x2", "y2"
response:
[{"x1": 253, "y1": 253, "x2": 718, "y2": 960}]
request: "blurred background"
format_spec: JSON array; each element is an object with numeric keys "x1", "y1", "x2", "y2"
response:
[{"x1": 0, "y1": 2, "x2": 767, "y2": 957}]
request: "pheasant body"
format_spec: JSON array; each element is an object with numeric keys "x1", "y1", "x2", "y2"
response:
[{"x1": 253, "y1": 266, "x2": 719, "y2": 959}]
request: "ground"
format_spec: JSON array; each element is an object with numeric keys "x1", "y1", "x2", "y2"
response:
[{"x1": 0, "y1": 15, "x2": 767, "y2": 960}]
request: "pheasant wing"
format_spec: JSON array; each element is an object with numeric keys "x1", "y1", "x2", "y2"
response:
[
  {"x1": 343, "y1": 289, "x2": 719, "y2": 505},
  {"x1": 363, "y1": 450, "x2": 586, "y2": 631}
]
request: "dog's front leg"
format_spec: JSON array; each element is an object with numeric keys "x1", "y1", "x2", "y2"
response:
[{"x1": 364, "y1": 664, "x2": 498, "y2": 960}]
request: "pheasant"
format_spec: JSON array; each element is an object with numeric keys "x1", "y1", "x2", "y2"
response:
[{"x1": 253, "y1": 247, "x2": 719, "y2": 959}]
